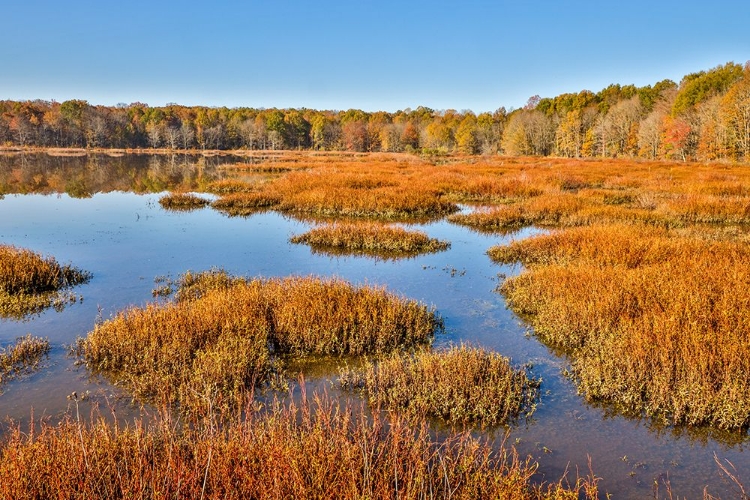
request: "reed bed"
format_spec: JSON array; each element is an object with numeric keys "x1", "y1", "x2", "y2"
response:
[
  {"x1": 0, "y1": 335, "x2": 50, "y2": 385},
  {"x1": 80, "y1": 273, "x2": 442, "y2": 414},
  {"x1": 0, "y1": 392, "x2": 599, "y2": 499},
  {"x1": 491, "y1": 224, "x2": 750, "y2": 430},
  {"x1": 158, "y1": 192, "x2": 211, "y2": 211},
  {"x1": 340, "y1": 345, "x2": 539, "y2": 427},
  {"x1": 290, "y1": 222, "x2": 450, "y2": 256}
]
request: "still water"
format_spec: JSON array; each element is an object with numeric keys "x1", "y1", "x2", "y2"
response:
[{"x1": 0, "y1": 153, "x2": 747, "y2": 498}]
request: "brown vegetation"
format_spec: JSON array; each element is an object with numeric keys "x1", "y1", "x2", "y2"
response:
[
  {"x1": 0, "y1": 245, "x2": 90, "y2": 319},
  {"x1": 490, "y1": 224, "x2": 750, "y2": 430},
  {"x1": 0, "y1": 335, "x2": 50, "y2": 386},
  {"x1": 340, "y1": 345, "x2": 539, "y2": 427},
  {"x1": 291, "y1": 222, "x2": 450, "y2": 257},
  {"x1": 158, "y1": 192, "x2": 211, "y2": 211},
  {"x1": 79, "y1": 271, "x2": 441, "y2": 415},
  {"x1": 0, "y1": 392, "x2": 599, "y2": 499}
]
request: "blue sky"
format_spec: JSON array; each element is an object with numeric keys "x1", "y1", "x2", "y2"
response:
[{"x1": 1, "y1": 0, "x2": 748, "y2": 112}]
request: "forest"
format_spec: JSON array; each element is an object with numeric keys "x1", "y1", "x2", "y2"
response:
[{"x1": 1, "y1": 61, "x2": 749, "y2": 162}]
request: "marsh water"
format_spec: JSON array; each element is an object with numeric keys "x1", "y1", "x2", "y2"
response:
[{"x1": 0, "y1": 153, "x2": 748, "y2": 498}]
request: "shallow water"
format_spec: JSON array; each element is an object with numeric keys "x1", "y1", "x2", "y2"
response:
[{"x1": 0, "y1": 154, "x2": 748, "y2": 498}]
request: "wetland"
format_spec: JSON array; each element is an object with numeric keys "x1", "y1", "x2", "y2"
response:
[{"x1": 0, "y1": 151, "x2": 749, "y2": 498}]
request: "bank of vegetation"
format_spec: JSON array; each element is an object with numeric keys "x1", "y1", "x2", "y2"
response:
[{"x1": 0, "y1": 393, "x2": 599, "y2": 499}]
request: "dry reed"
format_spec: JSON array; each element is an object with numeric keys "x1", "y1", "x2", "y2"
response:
[
  {"x1": 80, "y1": 272, "x2": 442, "y2": 414},
  {"x1": 0, "y1": 335, "x2": 50, "y2": 385},
  {"x1": 0, "y1": 245, "x2": 90, "y2": 319},
  {"x1": 491, "y1": 224, "x2": 750, "y2": 430},
  {"x1": 290, "y1": 222, "x2": 450, "y2": 256},
  {"x1": 340, "y1": 345, "x2": 539, "y2": 427},
  {"x1": 0, "y1": 391, "x2": 600, "y2": 499},
  {"x1": 158, "y1": 192, "x2": 211, "y2": 210}
]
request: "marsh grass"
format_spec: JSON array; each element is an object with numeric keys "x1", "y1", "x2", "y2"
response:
[
  {"x1": 290, "y1": 222, "x2": 450, "y2": 257},
  {"x1": 80, "y1": 272, "x2": 442, "y2": 415},
  {"x1": 491, "y1": 224, "x2": 750, "y2": 430},
  {"x1": 211, "y1": 192, "x2": 281, "y2": 216},
  {"x1": 0, "y1": 335, "x2": 50, "y2": 386},
  {"x1": 0, "y1": 245, "x2": 90, "y2": 319},
  {"x1": 158, "y1": 192, "x2": 211, "y2": 211},
  {"x1": 0, "y1": 391, "x2": 600, "y2": 499},
  {"x1": 340, "y1": 345, "x2": 540, "y2": 427}
]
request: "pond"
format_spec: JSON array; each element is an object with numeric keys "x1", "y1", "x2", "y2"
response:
[{"x1": 0, "y1": 153, "x2": 747, "y2": 498}]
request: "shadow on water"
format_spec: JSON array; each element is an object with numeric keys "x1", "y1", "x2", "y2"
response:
[{"x1": 0, "y1": 153, "x2": 748, "y2": 498}]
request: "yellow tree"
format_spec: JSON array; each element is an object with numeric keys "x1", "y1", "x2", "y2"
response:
[{"x1": 720, "y1": 67, "x2": 750, "y2": 159}]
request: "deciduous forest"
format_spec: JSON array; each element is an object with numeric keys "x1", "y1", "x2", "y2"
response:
[{"x1": 3, "y1": 62, "x2": 749, "y2": 162}]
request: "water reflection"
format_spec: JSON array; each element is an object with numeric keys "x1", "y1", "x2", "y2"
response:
[{"x1": 0, "y1": 152, "x2": 242, "y2": 195}]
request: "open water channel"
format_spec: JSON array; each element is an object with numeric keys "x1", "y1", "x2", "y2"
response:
[{"x1": 0, "y1": 153, "x2": 747, "y2": 498}]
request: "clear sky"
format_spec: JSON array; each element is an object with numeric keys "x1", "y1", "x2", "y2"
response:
[{"x1": 1, "y1": 0, "x2": 748, "y2": 113}]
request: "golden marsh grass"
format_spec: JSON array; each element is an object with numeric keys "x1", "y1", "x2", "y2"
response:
[
  {"x1": 0, "y1": 392, "x2": 599, "y2": 499},
  {"x1": 0, "y1": 245, "x2": 90, "y2": 319},
  {"x1": 0, "y1": 335, "x2": 50, "y2": 386},
  {"x1": 80, "y1": 272, "x2": 442, "y2": 414},
  {"x1": 158, "y1": 192, "x2": 211, "y2": 211},
  {"x1": 491, "y1": 224, "x2": 750, "y2": 430},
  {"x1": 290, "y1": 222, "x2": 450, "y2": 257},
  {"x1": 340, "y1": 345, "x2": 539, "y2": 427}
]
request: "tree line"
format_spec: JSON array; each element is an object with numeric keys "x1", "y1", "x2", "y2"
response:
[{"x1": 2, "y1": 61, "x2": 749, "y2": 161}]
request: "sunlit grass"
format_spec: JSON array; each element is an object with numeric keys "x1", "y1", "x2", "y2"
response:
[
  {"x1": 0, "y1": 245, "x2": 90, "y2": 319},
  {"x1": 211, "y1": 192, "x2": 281, "y2": 216},
  {"x1": 0, "y1": 391, "x2": 600, "y2": 499},
  {"x1": 0, "y1": 335, "x2": 50, "y2": 386},
  {"x1": 79, "y1": 272, "x2": 442, "y2": 415},
  {"x1": 491, "y1": 224, "x2": 750, "y2": 430},
  {"x1": 290, "y1": 222, "x2": 450, "y2": 257},
  {"x1": 340, "y1": 344, "x2": 539, "y2": 427},
  {"x1": 158, "y1": 192, "x2": 211, "y2": 211}
]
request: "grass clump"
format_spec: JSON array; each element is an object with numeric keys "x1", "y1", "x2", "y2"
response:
[
  {"x1": 491, "y1": 224, "x2": 750, "y2": 430},
  {"x1": 158, "y1": 192, "x2": 211, "y2": 211},
  {"x1": 0, "y1": 245, "x2": 90, "y2": 319},
  {"x1": 0, "y1": 393, "x2": 600, "y2": 499},
  {"x1": 340, "y1": 345, "x2": 539, "y2": 427},
  {"x1": 79, "y1": 272, "x2": 441, "y2": 414},
  {"x1": 290, "y1": 222, "x2": 450, "y2": 257},
  {"x1": 211, "y1": 192, "x2": 281, "y2": 216},
  {"x1": 0, "y1": 334, "x2": 50, "y2": 386},
  {"x1": 0, "y1": 245, "x2": 90, "y2": 295}
]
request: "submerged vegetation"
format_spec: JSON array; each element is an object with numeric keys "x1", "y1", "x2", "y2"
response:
[
  {"x1": 0, "y1": 245, "x2": 90, "y2": 319},
  {"x1": 291, "y1": 222, "x2": 450, "y2": 257},
  {"x1": 0, "y1": 335, "x2": 50, "y2": 386},
  {"x1": 340, "y1": 345, "x2": 539, "y2": 427},
  {"x1": 80, "y1": 271, "x2": 441, "y2": 414},
  {"x1": 491, "y1": 224, "x2": 750, "y2": 430}
]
